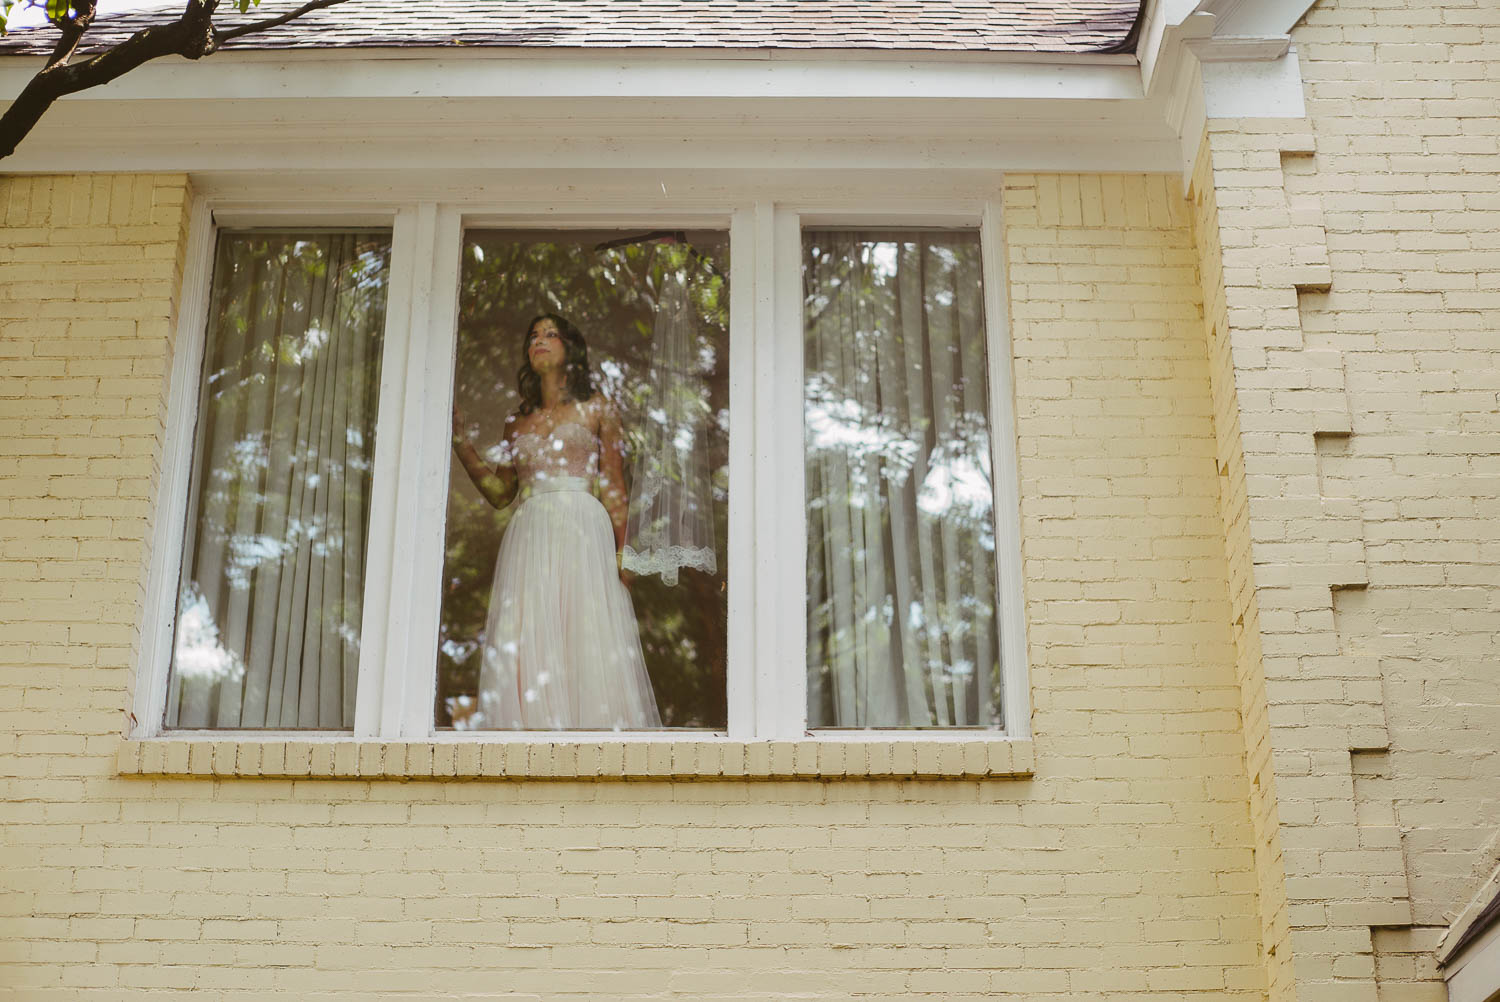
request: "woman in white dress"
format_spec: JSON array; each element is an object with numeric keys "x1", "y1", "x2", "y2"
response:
[{"x1": 450, "y1": 314, "x2": 661, "y2": 729}]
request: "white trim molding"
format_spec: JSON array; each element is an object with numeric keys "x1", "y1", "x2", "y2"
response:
[
  {"x1": 1135, "y1": 0, "x2": 1316, "y2": 181},
  {"x1": 1197, "y1": 0, "x2": 1321, "y2": 38}
]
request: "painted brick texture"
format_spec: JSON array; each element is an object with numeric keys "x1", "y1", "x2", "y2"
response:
[
  {"x1": 0, "y1": 172, "x2": 1266, "y2": 998},
  {"x1": 1190, "y1": 136, "x2": 1295, "y2": 1002},
  {"x1": 1192, "y1": 1, "x2": 1500, "y2": 1000}
]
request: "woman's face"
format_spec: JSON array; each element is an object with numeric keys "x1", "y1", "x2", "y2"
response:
[{"x1": 526, "y1": 318, "x2": 565, "y2": 372}]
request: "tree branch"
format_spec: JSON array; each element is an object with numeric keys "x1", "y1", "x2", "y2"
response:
[
  {"x1": 217, "y1": 0, "x2": 343, "y2": 42},
  {"x1": 0, "y1": 0, "x2": 350, "y2": 161},
  {"x1": 45, "y1": 0, "x2": 97, "y2": 69}
]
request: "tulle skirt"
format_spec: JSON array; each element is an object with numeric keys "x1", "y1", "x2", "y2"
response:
[{"x1": 477, "y1": 477, "x2": 661, "y2": 730}]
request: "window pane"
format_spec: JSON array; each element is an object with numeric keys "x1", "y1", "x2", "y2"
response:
[
  {"x1": 166, "y1": 231, "x2": 391, "y2": 730},
  {"x1": 439, "y1": 230, "x2": 729, "y2": 730},
  {"x1": 804, "y1": 230, "x2": 1001, "y2": 728}
]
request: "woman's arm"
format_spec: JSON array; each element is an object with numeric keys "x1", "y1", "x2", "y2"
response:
[
  {"x1": 451, "y1": 404, "x2": 519, "y2": 510},
  {"x1": 595, "y1": 397, "x2": 631, "y2": 555}
]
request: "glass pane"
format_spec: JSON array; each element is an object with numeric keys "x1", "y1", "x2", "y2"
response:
[
  {"x1": 439, "y1": 230, "x2": 730, "y2": 730},
  {"x1": 167, "y1": 231, "x2": 391, "y2": 730},
  {"x1": 803, "y1": 230, "x2": 1001, "y2": 728}
]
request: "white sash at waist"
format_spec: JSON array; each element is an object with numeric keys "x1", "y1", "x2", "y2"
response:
[{"x1": 524, "y1": 475, "x2": 593, "y2": 496}]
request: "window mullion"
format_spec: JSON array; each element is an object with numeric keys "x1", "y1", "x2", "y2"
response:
[
  {"x1": 355, "y1": 203, "x2": 463, "y2": 739},
  {"x1": 750, "y1": 202, "x2": 778, "y2": 739},
  {"x1": 725, "y1": 207, "x2": 758, "y2": 740},
  {"x1": 397, "y1": 206, "x2": 465, "y2": 737},
  {"x1": 751, "y1": 204, "x2": 808, "y2": 740},
  {"x1": 772, "y1": 208, "x2": 809, "y2": 738},
  {"x1": 353, "y1": 206, "x2": 422, "y2": 738}
]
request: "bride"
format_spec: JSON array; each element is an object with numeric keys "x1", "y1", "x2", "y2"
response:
[{"x1": 450, "y1": 313, "x2": 661, "y2": 729}]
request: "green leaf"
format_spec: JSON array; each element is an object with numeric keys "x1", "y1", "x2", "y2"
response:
[{"x1": 45, "y1": 0, "x2": 68, "y2": 21}]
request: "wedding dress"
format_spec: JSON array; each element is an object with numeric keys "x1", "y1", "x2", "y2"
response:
[{"x1": 476, "y1": 411, "x2": 662, "y2": 729}]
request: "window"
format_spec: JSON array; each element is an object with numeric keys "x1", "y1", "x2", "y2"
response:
[
  {"x1": 167, "y1": 230, "x2": 392, "y2": 731},
  {"x1": 136, "y1": 200, "x2": 1027, "y2": 742},
  {"x1": 804, "y1": 230, "x2": 1002, "y2": 729},
  {"x1": 439, "y1": 229, "x2": 730, "y2": 731}
]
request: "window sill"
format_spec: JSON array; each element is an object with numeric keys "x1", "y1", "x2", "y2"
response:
[{"x1": 116, "y1": 737, "x2": 1035, "y2": 781}]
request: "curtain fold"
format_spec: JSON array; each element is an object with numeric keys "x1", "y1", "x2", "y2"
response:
[
  {"x1": 804, "y1": 231, "x2": 1002, "y2": 728},
  {"x1": 167, "y1": 231, "x2": 389, "y2": 730}
]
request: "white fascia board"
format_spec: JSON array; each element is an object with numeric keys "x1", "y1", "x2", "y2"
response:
[
  {"x1": 0, "y1": 52, "x2": 1143, "y2": 103},
  {"x1": 1137, "y1": 0, "x2": 1208, "y2": 95},
  {"x1": 0, "y1": 50, "x2": 1187, "y2": 174},
  {"x1": 2, "y1": 106, "x2": 1181, "y2": 173}
]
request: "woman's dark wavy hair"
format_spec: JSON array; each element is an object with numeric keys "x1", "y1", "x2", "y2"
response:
[{"x1": 516, "y1": 313, "x2": 594, "y2": 415}]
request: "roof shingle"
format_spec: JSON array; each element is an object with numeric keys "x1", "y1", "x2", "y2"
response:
[{"x1": 0, "y1": 1, "x2": 1141, "y2": 56}]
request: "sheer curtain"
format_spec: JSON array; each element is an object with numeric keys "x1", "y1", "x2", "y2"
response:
[
  {"x1": 167, "y1": 232, "x2": 390, "y2": 730},
  {"x1": 622, "y1": 266, "x2": 718, "y2": 586},
  {"x1": 804, "y1": 231, "x2": 1001, "y2": 728}
]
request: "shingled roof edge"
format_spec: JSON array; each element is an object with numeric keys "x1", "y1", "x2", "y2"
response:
[
  {"x1": 1097, "y1": 0, "x2": 1148, "y2": 54},
  {"x1": 0, "y1": 1, "x2": 1144, "y2": 58},
  {"x1": 0, "y1": 44, "x2": 1142, "y2": 67}
]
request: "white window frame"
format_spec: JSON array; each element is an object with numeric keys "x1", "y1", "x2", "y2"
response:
[{"x1": 132, "y1": 187, "x2": 1030, "y2": 744}]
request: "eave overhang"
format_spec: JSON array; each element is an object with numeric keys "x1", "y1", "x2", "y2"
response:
[{"x1": 0, "y1": 0, "x2": 1317, "y2": 182}]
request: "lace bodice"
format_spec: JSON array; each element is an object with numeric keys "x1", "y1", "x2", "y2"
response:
[{"x1": 511, "y1": 420, "x2": 600, "y2": 489}]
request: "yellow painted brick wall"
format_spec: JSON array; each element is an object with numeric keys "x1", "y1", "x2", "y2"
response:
[
  {"x1": 0, "y1": 173, "x2": 190, "y2": 721},
  {"x1": 1189, "y1": 139, "x2": 1294, "y2": 1002},
  {"x1": 1297, "y1": 0, "x2": 1500, "y2": 997},
  {"x1": 0, "y1": 173, "x2": 1266, "y2": 998},
  {"x1": 1192, "y1": 1, "x2": 1500, "y2": 1000}
]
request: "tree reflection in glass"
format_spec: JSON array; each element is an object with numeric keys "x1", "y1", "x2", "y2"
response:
[
  {"x1": 804, "y1": 231, "x2": 1002, "y2": 729},
  {"x1": 439, "y1": 230, "x2": 730, "y2": 730}
]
